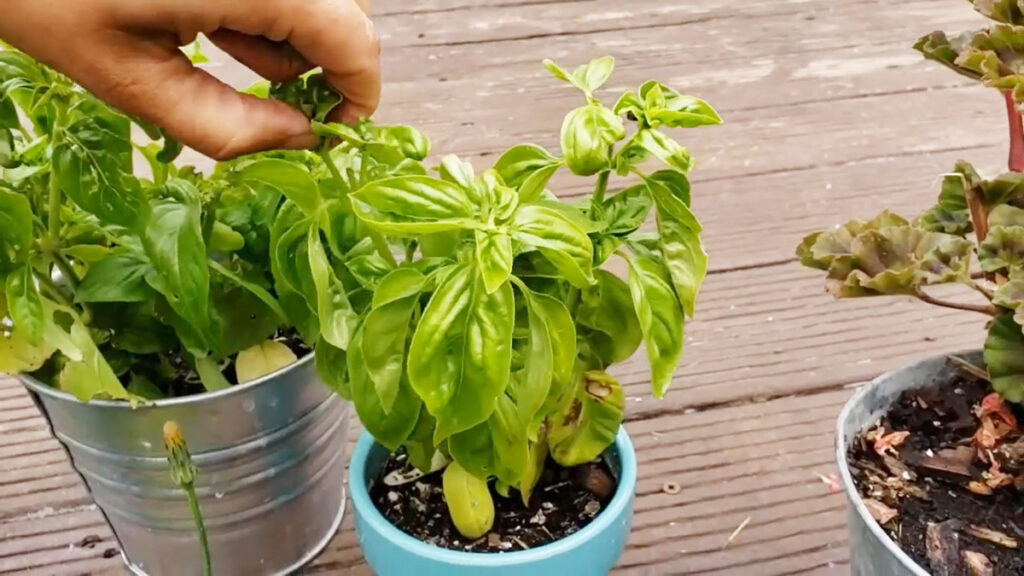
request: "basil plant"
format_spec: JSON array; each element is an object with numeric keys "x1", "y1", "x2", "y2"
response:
[
  {"x1": 798, "y1": 1, "x2": 1024, "y2": 406},
  {"x1": 0, "y1": 46, "x2": 720, "y2": 539}
]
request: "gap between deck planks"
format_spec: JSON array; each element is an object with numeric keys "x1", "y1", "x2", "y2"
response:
[
  {"x1": 0, "y1": 0, "x2": 1000, "y2": 573},
  {"x1": 0, "y1": 261, "x2": 982, "y2": 574}
]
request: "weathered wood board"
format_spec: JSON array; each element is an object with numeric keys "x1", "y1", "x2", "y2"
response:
[{"x1": 0, "y1": 0, "x2": 998, "y2": 573}]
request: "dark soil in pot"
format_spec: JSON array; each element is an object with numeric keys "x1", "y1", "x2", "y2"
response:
[
  {"x1": 848, "y1": 370, "x2": 1024, "y2": 574},
  {"x1": 370, "y1": 451, "x2": 617, "y2": 552}
]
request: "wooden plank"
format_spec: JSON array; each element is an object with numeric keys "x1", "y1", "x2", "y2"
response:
[{"x1": 306, "y1": 388, "x2": 853, "y2": 574}]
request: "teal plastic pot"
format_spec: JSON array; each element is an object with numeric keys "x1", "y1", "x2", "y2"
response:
[{"x1": 349, "y1": 427, "x2": 637, "y2": 576}]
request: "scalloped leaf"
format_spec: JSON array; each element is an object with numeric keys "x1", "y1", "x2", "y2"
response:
[
  {"x1": 993, "y1": 278, "x2": 1024, "y2": 326},
  {"x1": 988, "y1": 203, "x2": 1024, "y2": 227},
  {"x1": 984, "y1": 315, "x2": 1024, "y2": 402},
  {"x1": 917, "y1": 161, "x2": 981, "y2": 235},
  {"x1": 917, "y1": 25, "x2": 1024, "y2": 105},
  {"x1": 827, "y1": 227, "x2": 972, "y2": 297},
  {"x1": 979, "y1": 225, "x2": 1024, "y2": 271},
  {"x1": 915, "y1": 30, "x2": 984, "y2": 81},
  {"x1": 971, "y1": 0, "x2": 1024, "y2": 24},
  {"x1": 795, "y1": 211, "x2": 909, "y2": 270},
  {"x1": 978, "y1": 171, "x2": 1024, "y2": 206}
]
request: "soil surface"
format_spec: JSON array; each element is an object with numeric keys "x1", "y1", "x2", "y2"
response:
[
  {"x1": 848, "y1": 368, "x2": 1024, "y2": 575},
  {"x1": 369, "y1": 450, "x2": 617, "y2": 553}
]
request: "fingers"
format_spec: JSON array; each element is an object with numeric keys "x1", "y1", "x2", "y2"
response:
[
  {"x1": 208, "y1": 30, "x2": 312, "y2": 83},
  {"x1": 221, "y1": 0, "x2": 381, "y2": 124},
  {"x1": 87, "y1": 39, "x2": 316, "y2": 159}
]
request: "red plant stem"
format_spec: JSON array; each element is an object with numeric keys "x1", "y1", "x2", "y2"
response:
[{"x1": 1005, "y1": 91, "x2": 1024, "y2": 173}]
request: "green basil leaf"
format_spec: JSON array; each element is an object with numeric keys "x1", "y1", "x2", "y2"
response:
[
  {"x1": 560, "y1": 104, "x2": 625, "y2": 176},
  {"x1": 548, "y1": 370, "x2": 624, "y2": 466},
  {"x1": 53, "y1": 115, "x2": 142, "y2": 227},
  {"x1": 5, "y1": 265, "x2": 43, "y2": 344},
  {"x1": 520, "y1": 436, "x2": 548, "y2": 506},
  {"x1": 0, "y1": 128, "x2": 16, "y2": 168},
  {"x1": 576, "y1": 56, "x2": 615, "y2": 94},
  {"x1": 404, "y1": 406, "x2": 439, "y2": 473},
  {"x1": 235, "y1": 340, "x2": 297, "y2": 384},
  {"x1": 195, "y1": 356, "x2": 231, "y2": 392},
  {"x1": 627, "y1": 255, "x2": 684, "y2": 397},
  {"x1": 515, "y1": 288, "x2": 553, "y2": 429},
  {"x1": 449, "y1": 421, "x2": 495, "y2": 479},
  {"x1": 77, "y1": 254, "x2": 152, "y2": 303},
  {"x1": 58, "y1": 320, "x2": 132, "y2": 402},
  {"x1": 442, "y1": 461, "x2": 494, "y2": 539},
  {"x1": 512, "y1": 205, "x2": 594, "y2": 288},
  {"x1": 514, "y1": 284, "x2": 576, "y2": 432},
  {"x1": 542, "y1": 59, "x2": 581, "y2": 90},
  {"x1": 0, "y1": 189, "x2": 31, "y2": 272},
  {"x1": 984, "y1": 315, "x2": 1024, "y2": 403},
  {"x1": 408, "y1": 264, "x2": 514, "y2": 442},
  {"x1": 635, "y1": 129, "x2": 692, "y2": 173},
  {"x1": 655, "y1": 211, "x2": 706, "y2": 319},
  {"x1": 346, "y1": 253, "x2": 394, "y2": 290},
  {"x1": 0, "y1": 92, "x2": 18, "y2": 129},
  {"x1": 315, "y1": 340, "x2": 350, "y2": 398},
  {"x1": 348, "y1": 326, "x2": 422, "y2": 450},
  {"x1": 62, "y1": 245, "x2": 111, "y2": 264},
  {"x1": 213, "y1": 286, "x2": 282, "y2": 358},
  {"x1": 439, "y1": 154, "x2": 475, "y2": 190},
  {"x1": 640, "y1": 81, "x2": 722, "y2": 128},
  {"x1": 0, "y1": 315, "x2": 55, "y2": 374},
  {"x1": 270, "y1": 204, "x2": 318, "y2": 319},
  {"x1": 209, "y1": 260, "x2": 286, "y2": 322},
  {"x1": 367, "y1": 125, "x2": 431, "y2": 160},
  {"x1": 475, "y1": 230, "x2": 513, "y2": 294},
  {"x1": 127, "y1": 374, "x2": 165, "y2": 400},
  {"x1": 140, "y1": 192, "x2": 213, "y2": 350},
  {"x1": 350, "y1": 176, "x2": 478, "y2": 235},
  {"x1": 517, "y1": 163, "x2": 560, "y2": 204},
  {"x1": 614, "y1": 91, "x2": 645, "y2": 120},
  {"x1": 542, "y1": 57, "x2": 614, "y2": 97},
  {"x1": 363, "y1": 269, "x2": 425, "y2": 412},
  {"x1": 493, "y1": 144, "x2": 559, "y2": 189},
  {"x1": 489, "y1": 394, "x2": 529, "y2": 486},
  {"x1": 308, "y1": 226, "x2": 357, "y2": 350},
  {"x1": 604, "y1": 185, "x2": 653, "y2": 234},
  {"x1": 209, "y1": 221, "x2": 245, "y2": 252},
  {"x1": 645, "y1": 175, "x2": 705, "y2": 318},
  {"x1": 577, "y1": 270, "x2": 643, "y2": 365},
  {"x1": 239, "y1": 159, "x2": 321, "y2": 216}
]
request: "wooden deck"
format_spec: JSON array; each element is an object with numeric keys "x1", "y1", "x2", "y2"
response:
[{"x1": 0, "y1": 0, "x2": 1002, "y2": 573}]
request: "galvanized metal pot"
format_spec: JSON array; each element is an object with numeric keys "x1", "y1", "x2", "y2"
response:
[
  {"x1": 348, "y1": 427, "x2": 637, "y2": 576},
  {"x1": 20, "y1": 354, "x2": 351, "y2": 576},
  {"x1": 837, "y1": 352, "x2": 979, "y2": 576}
]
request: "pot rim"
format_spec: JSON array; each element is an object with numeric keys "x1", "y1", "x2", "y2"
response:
[
  {"x1": 349, "y1": 426, "x2": 637, "y2": 566},
  {"x1": 833, "y1": 352, "x2": 978, "y2": 576},
  {"x1": 17, "y1": 351, "x2": 315, "y2": 409}
]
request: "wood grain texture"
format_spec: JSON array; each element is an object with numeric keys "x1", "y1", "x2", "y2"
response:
[{"x1": 0, "y1": 0, "x2": 998, "y2": 573}]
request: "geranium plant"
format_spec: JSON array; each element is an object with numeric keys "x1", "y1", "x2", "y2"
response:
[
  {"x1": 797, "y1": 0, "x2": 1024, "y2": 405},
  {"x1": 0, "y1": 44, "x2": 720, "y2": 540}
]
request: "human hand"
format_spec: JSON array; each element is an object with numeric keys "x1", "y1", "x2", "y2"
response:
[{"x1": 0, "y1": 0, "x2": 380, "y2": 159}]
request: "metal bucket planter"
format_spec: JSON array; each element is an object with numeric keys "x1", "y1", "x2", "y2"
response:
[
  {"x1": 348, "y1": 427, "x2": 637, "y2": 576},
  {"x1": 20, "y1": 354, "x2": 351, "y2": 576},
  {"x1": 836, "y1": 351, "x2": 979, "y2": 575}
]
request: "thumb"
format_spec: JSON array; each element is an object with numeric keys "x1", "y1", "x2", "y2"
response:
[{"x1": 90, "y1": 42, "x2": 316, "y2": 160}]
